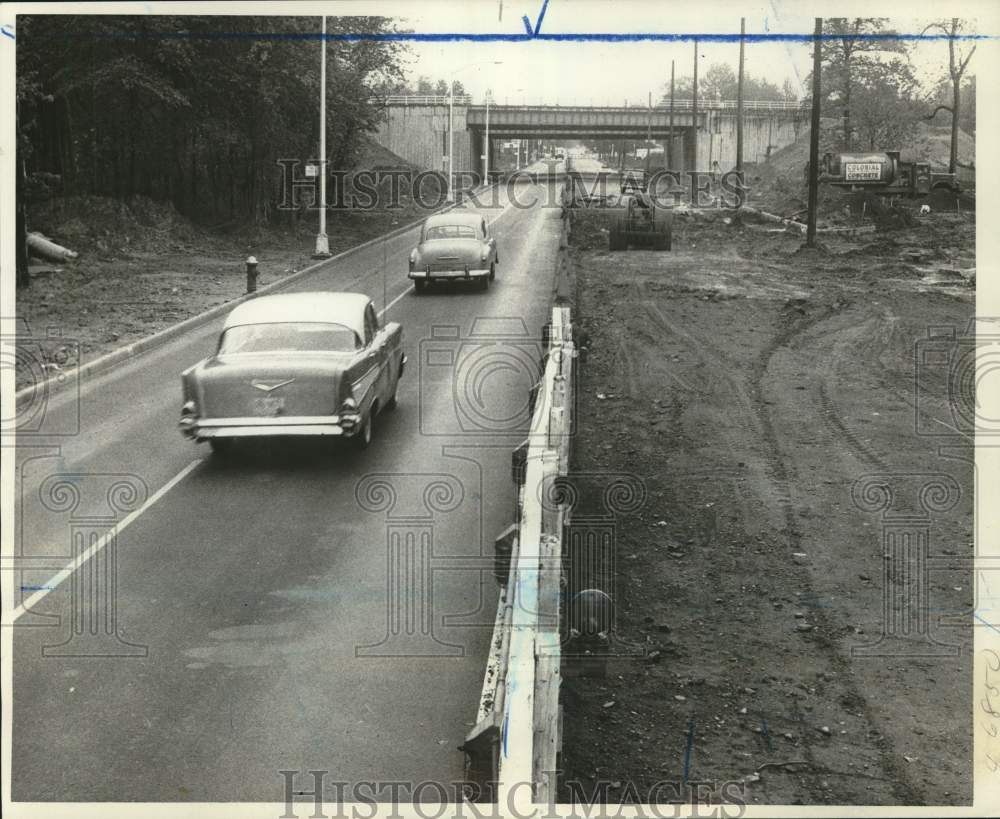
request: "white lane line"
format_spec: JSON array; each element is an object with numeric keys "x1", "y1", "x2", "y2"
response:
[
  {"x1": 377, "y1": 284, "x2": 411, "y2": 319},
  {"x1": 7, "y1": 458, "x2": 203, "y2": 624}
]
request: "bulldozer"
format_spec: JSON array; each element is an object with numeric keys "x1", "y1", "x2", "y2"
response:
[{"x1": 608, "y1": 191, "x2": 672, "y2": 251}]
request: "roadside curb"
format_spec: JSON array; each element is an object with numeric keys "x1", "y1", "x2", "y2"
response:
[{"x1": 14, "y1": 199, "x2": 465, "y2": 407}]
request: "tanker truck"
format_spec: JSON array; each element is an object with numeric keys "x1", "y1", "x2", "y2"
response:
[{"x1": 814, "y1": 150, "x2": 960, "y2": 197}]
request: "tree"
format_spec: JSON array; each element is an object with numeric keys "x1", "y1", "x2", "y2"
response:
[
  {"x1": 16, "y1": 15, "x2": 409, "y2": 228},
  {"x1": 659, "y1": 64, "x2": 784, "y2": 104},
  {"x1": 922, "y1": 18, "x2": 976, "y2": 173},
  {"x1": 818, "y1": 18, "x2": 907, "y2": 149},
  {"x1": 702, "y1": 63, "x2": 736, "y2": 100},
  {"x1": 850, "y1": 57, "x2": 922, "y2": 150}
]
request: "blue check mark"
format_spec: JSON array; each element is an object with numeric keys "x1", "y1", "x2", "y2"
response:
[{"x1": 522, "y1": 0, "x2": 550, "y2": 37}]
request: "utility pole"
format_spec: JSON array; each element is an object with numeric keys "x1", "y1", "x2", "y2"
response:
[
  {"x1": 736, "y1": 17, "x2": 745, "y2": 174},
  {"x1": 484, "y1": 89, "x2": 491, "y2": 184},
  {"x1": 806, "y1": 17, "x2": 822, "y2": 247},
  {"x1": 692, "y1": 38, "x2": 699, "y2": 173},
  {"x1": 668, "y1": 59, "x2": 675, "y2": 170},
  {"x1": 314, "y1": 15, "x2": 330, "y2": 257},
  {"x1": 647, "y1": 90, "x2": 652, "y2": 143},
  {"x1": 447, "y1": 82, "x2": 455, "y2": 202}
]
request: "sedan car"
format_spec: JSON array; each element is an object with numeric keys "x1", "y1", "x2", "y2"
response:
[
  {"x1": 408, "y1": 211, "x2": 498, "y2": 293},
  {"x1": 179, "y1": 292, "x2": 405, "y2": 454}
]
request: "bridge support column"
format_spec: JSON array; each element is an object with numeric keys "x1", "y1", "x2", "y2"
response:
[{"x1": 471, "y1": 129, "x2": 485, "y2": 179}]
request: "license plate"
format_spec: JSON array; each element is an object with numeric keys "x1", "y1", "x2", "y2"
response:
[{"x1": 252, "y1": 396, "x2": 285, "y2": 416}]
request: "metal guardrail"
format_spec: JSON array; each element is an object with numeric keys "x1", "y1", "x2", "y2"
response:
[
  {"x1": 463, "y1": 306, "x2": 574, "y2": 809},
  {"x1": 381, "y1": 94, "x2": 473, "y2": 105},
  {"x1": 381, "y1": 94, "x2": 805, "y2": 112}
]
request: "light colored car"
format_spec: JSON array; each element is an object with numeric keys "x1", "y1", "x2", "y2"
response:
[
  {"x1": 179, "y1": 292, "x2": 405, "y2": 454},
  {"x1": 408, "y1": 211, "x2": 499, "y2": 293}
]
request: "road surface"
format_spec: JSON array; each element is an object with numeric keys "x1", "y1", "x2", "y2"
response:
[{"x1": 10, "y1": 179, "x2": 563, "y2": 801}]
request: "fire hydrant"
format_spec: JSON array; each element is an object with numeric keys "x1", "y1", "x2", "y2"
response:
[{"x1": 245, "y1": 256, "x2": 258, "y2": 293}]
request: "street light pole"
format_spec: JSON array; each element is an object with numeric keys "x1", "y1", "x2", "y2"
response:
[
  {"x1": 314, "y1": 15, "x2": 330, "y2": 257},
  {"x1": 445, "y1": 61, "x2": 502, "y2": 202}
]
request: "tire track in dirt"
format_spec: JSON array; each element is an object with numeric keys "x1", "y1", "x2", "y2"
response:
[
  {"x1": 752, "y1": 304, "x2": 928, "y2": 805},
  {"x1": 634, "y1": 286, "x2": 844, "y2": 803},
  {"x1": 638, "y1": 287, "x2": 924, "y2": 803}
]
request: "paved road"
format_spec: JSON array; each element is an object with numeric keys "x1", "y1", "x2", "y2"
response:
[{"x1": 10, "y1": 180, "x2": 562, "y2": 801}]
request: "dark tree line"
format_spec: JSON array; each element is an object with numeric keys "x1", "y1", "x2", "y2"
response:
[
  {"x1": 17, "y1": 16, "x2": 407, "y2": 228},
  {"x1": 659, "y1": 63, "x2": 797, "y2": 104}
]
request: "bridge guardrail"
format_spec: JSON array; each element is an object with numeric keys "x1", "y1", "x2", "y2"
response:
[
  {"x1": 381, "y1": 94, "x2": 806, "y2": 112},
  {"x1": 463, "y1": 305, "x2": 574, "y2": 809},
  {"x1": 381, "y1": 94, "x2": 473, "y2": 105}
]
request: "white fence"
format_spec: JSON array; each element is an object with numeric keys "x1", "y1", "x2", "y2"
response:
[{"x1": 463, "y1": 305, "x2": 574, "y2": 809}]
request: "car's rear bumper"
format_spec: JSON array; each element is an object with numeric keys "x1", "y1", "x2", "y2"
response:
[
  {"x1": 179, "y1": 415, "x2": 351, "y2": 440},
  {"x1": 409, "y1": 268, "x2": 490, "y2": 281}
]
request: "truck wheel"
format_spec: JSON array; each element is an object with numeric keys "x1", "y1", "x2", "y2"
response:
[
  {"x1": 387, "y1": 374, "x2": 400, "y2": 410},
  {"x1": 489, "y1": 262, "x2": 496, "y2": 281},
  {"x1": 413, "y1": 280, "x2": 426, "y2": 295}
]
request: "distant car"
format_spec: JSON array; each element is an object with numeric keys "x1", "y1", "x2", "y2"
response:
[
  {"x1": 179, "y1": 292, "x2": 405, "y2": 454},
  {"x1": 408, "y1": 211, "x2": 498, "y2": 293}
]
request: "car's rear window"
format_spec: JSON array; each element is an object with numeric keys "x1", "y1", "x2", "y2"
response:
[
  {"x1": 425, "y1": 224, "x2": 477, "y2": 240},
  {"x1": 219, "y1": 322, "x2": 360, "y2": 354}
]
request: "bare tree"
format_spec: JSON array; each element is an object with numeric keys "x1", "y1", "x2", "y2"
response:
[{"x1": 922, "y1": 18, "x2": 976, "y2": 174}]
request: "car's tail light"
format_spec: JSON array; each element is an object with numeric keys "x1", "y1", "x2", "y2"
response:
[
  {"x1": 179, "y1": 400, "x2": 198, "y2": 437},
  {"x1": 340, "y1": 396, "x2": 360, "y2": 430}
]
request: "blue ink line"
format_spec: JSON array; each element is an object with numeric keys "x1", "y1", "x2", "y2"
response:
[
  {"x1": 501, "y1": 711, "x2": 509, "y2": 757},
  {"x1": 21, "y1": 585, "x2": 52, "y2": 592},
  {"x1": 683, "y1": 719, "x2": 694, "y2": 784},
  {"x1": 762, "y1": 718, "x2": 773, "y2": 752},
  {"x1": 73, "y1": 30, "x2": 990, "y2": 45},
  {"x1": 2, "y1": 24, "x2": 14, "y2": 41},
  {"x1": 975, "y1": 613, "x2": 1000, "y2": 635}
]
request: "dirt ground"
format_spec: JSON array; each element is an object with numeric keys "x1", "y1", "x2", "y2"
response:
[
  {"x1": 558, "y1": 207, "x2": 975, "y2": 807},
  {"x1": 14, "y1": 144, "x2": 439, "y2": 391},
  {"x1": 14, "y1": 199, "x2": 433, "y2": 391}
]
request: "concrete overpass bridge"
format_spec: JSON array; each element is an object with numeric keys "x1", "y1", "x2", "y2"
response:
[{"x1": 372, "y1": 95, "x2": 808, "y2": 175}]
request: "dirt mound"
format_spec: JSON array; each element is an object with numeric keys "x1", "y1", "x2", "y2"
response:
[
  {"x1": 353, "y1": 136, "x2": 418, "y2": 170},
  {"x1": 27, "y1": 194, "x2": 210, "y2": 260},
  {"x1": 744, "y1": 118, "x2": 975, "y2": 219}
]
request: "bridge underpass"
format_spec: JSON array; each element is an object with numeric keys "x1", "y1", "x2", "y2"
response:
[{"x1": 373, "y1": 96, "x2": 807, "y2": 176}]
